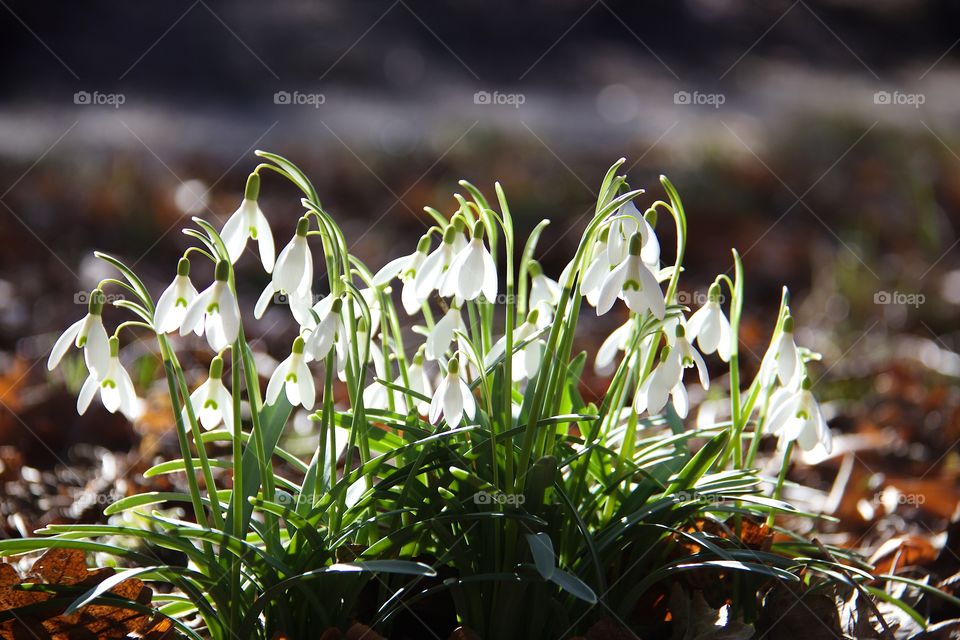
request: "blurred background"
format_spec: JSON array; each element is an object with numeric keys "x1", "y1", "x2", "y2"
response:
[{"x1": 3, "y1": 0, "x2": 960, "y2": 575}]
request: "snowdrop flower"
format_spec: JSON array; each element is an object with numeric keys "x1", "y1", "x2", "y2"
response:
[
  {"x1": 220, "y1": 173, "x2": 275, "y2": 272},
  {"x1": 272, "y1": 216, "x2": 313, "y2": 296},
  {"x1": 429, "y1": 357, "x2": 475, "y2": 428},
  {"x1": 364, "y1": 346, "x2": 433, "y2": 414},
  {"x1": 440, "y1": 221, "x2": 498, "y2": 302},
  {"x1": 372, "y1": 234, "x2": 431, "y2": 315},
  {"x1": 154, "y1": 258, "x2": 200, "y2": 335},
  {"x1": 596, "y1": 232, "x2": 665, "y2": 319},
  {"x1": 485, "y1": 308, "x2": 545, "y2": 381},
  {"x1": 595, "y1": 316, "x2": 635, "y2": 374},
  {"x1": 607, "y1": 201, "x2": 659, "y2": 268},
  {"x1": 305, "y1": 298, "x2": 342, "y2": 361},
  {"x1": 254, "y1": 281, "x2": 314, "y2": 326},
  {"x1": 48, "y1": 289, "x2": 111, "y2": 378},
  {"x1": 528, "y1": 261, "x2": 560, "y2": 313},
  {"x1": 580, "y1": 227, "x2": 613, "y2": 307},
  {"x1": 184, "y1": 356, "x2": 233, "y2": 431},
  {"x1": 760, "y1": 315, "x2": 801, "y2": 388},
  {"x1": 425, "y1": 303, "x2": 464, "y2": 361},
  {"x1": 266, "y1": 336, "x2": 315, "y2": 410},
  {"x1": 180, "y1": 261, "x2": 241, "y2": 351},
  {"x1": 635, "y1": 326, "x2": 708, "y2": 418},
  {"x1": 767, "y1": 378, "x2": 831, "y2": 453},
  {"x1": 415, "y1": 225, "x2": 459, "y2": 304},
  {"x1": 77, "y1": 337, "x2": 139, "y2": 421},
  {"x1": 685, "y1": 283, "x2": 732, "y2": 362}
]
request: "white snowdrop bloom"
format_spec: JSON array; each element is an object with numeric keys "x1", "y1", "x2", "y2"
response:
[
  {"x1": 596, "y1": 232, "x2": 665, "y2": 319},
  {"x1": 364, "y1": 346, "x2": 433, "y2": 414},
  {"x1": 154, "y1": 258, "x2": 200, "y2": 335},
  {"x1": 266, "y1": 336, "x2": 315, "y2": 410},
  {"x1": 685, "y1": 283, "x2": 732, "y2": 362},
  {"x1": 406, "y1": 348, "x2": 434, "y2": 414},
  {"x1": 220, "y1": 173, "x2": 275, "y2": 272},
  {"x1": 635, "y1": 327, "x2": 708, "y2": 418},
  {"x1": 272, "y1": 216, "x2": 313, "y2": 296},
  {"x1": 180, "y1": 261, "x2": 241, "y2": 352},
  {"x1": 429, "y1": 357, "x2": 476, "y2": 428},
  {"x1": 607, "y1": 201, "x2": 659, "y2": 268},
  {"x1": 580, "y1": 227, "x2": 613, "y2": 307},
  {"x1": 372, "y1": 234, "x2": 431, "y2": 315},
  {"x1": 183, "y1": 356, "x2": 234, "y2": 431},
  {"x1": 595, "y1": 316, "x2": 635, "y2": 374},
  {"x1": 305, "y1": 297, "x2": 342, "y2": 362},
  {"x1": 485, "y1": 308, "x2": 545, "y2": 381},
  {"x1": 766, "y1": 378, "x2": 831, "y2": 453},
  {"x1": 440, "y1": 222, "x2": 498, "y2": 302},
  {"x1": 425, "y1": 303, "x2": 464, "y2": 361},
  {"x1": 528, "y1": 261, "x2": 561, "y2": 312},
  {"x1": 48, "y1": 289, "x2": 111, "y2": 378},
  {"x1": 760, "y1": 315, "x2": 801, "y2": 388},
  {"x1": 77, "y1": 337, "x2": 139, "y2": 421},
  {"x1": 414, "y1": 225, "x2": 459, "y2": 304},
  {"x1": 254, "y1": 281, "x2": 315, "y2": 326}
]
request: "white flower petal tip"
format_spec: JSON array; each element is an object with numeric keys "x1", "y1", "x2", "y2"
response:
[
  {"x1": 429, "y1": 357, "x2": 475, "y2": 427},
  {"x1": 267, "y1": 337, "x2": 316, "y2": 411}
]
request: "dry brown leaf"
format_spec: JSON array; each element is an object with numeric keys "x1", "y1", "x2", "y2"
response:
[{"x1": 0, "y1": 548, "x2": 167, "y2": 640}]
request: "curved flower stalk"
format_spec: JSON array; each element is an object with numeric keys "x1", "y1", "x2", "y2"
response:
[
  {"x1": 154, "y1": 258, "x2": 200, "y2": 334},
  {"x1": 596, "y1": 232, "x2": 666, "y2": 319},
  {"x1": 440, "y1": 221, "x2": 498, "y2": 302},
  {"x1": 181, "y1": 260, "x2": 241, "y2": 351},
  {"x1": 220, "y1": 173, "x2": 275, "y2": 271},
  {"x1": 185, "y1": 355, "x2": 234, "y2": 430},
  {"x1": 48, "y1": 290, "x2": 110, "y2": 377},
  {"x1": 685, "y1": 283, "x2": 732, "y2": 362},
  {"x1": 429, "y1": 357, "x2": 475, "y2": 427},
  {"x1": 77, "y1": 336, "x2": 139, "y2": 420},
  {"x1": 372, "y1": 233, "x2": 431, "y2": 315},
  {"x1": 266, "y1": 336, "x2": 315, "y2": 410}
]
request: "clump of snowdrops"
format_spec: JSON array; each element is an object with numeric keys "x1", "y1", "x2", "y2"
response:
[{"x1": 5, "y1": 153, "x2": 938, "y2": 639}]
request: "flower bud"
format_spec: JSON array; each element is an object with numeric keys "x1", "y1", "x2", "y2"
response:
[
  {"x1": 177, "y1": 257, "x2": 191, "y2": 277},
  {"x1": 528, "y1": 260, "x2": 543, "y2": 278},
  {"x1": 214, "y1": 260, "x2": 231, "y2": 282},
  {"x1": 292, "y1": 336, "x2": 306, "y2": 355},
  {"x1": 471, "y1": 220, "x2": 485, "y2": 240},
  {"x1": 88, "y1": 289, "x2": 105, "y2": 315},
  {"x1": 708, "y1": 282, "x2": 721, "y2": 303},
  {"x1": 295, "y1": 216, "x2": 310, "y2": 237},
  {"x1": 209, "y1": 355, "x2": 224, "y2": 378},
  {"x1": 447, "y1": 358, "x2": 460, "y2": 375},
  {"x1": 244, "y1": 172, "x2": 260, "y2": 201},
  {"x1": 108, "y1": 335, "x2": 120, "y2": 357},
  {"x1": 416, "y1": 234, "x2": 432, "y2": 253},
  {"x1": 628, "y1": 232, "x2": 644, "y2": 256}
]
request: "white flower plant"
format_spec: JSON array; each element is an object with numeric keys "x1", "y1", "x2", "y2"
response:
[{"x1": 11, "y1": 153, "x2": 919, "y2": 640}]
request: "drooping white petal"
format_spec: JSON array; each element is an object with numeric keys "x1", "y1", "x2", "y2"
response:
[
  {"x1": 220, "y1": 204, "x2": 249, "y2": 264},
  {"x1": 442, "y1": 375, "x2": 464, "y2": 427},
  {"x1": 181, "y1": 286, "x2": 213, "y2": 337},
  {"x1": 82, "y1": 317, "x2": 111, "y2": 378},
  {"x1": 428, "y1": 376, "x2": 449, "y2": 424},
  {"x1": 480, "y1": 245, "x2": 498, "y2": 302},
  {"x1": 76, "y1": 373, "x2": 98, "y2": 414},
  {"x1": 254, "y1": 206, "x2": 275, "y2": 272},
  {"x1": 48, "y1": 318, "x2": 83, "y2": 370},
  {"x1": 596, "y1": 260, "x2": 628, "y2": 315},
  {"x1": 265, "y1": 356, "x2": 289, "y2": 405},
  {"x1": 671, "y1": 382, "x2": 689, "y2": 418},
  {"x1": 372, "y1": 254, "x2": 411, "y2": 286},
  {"x1": 459, "y1": 378, "x2": 475, "y2": 421},
  {"x1": 530, "y1": 273, "x2": 560, "y2": 311},
  {"x1": 297, "y1": 357, "x2": 315, "y2": 410}
]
